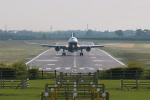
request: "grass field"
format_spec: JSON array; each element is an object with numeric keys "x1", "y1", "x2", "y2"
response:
[
  {"x1": 0, "y1": 40, "x2": 51, "y2": 64},
  {"x1": 98, "y1": 41, "x2": 150, "y2": 69},
  {"x1": 1, "y1": 40, "x2": 150, "y2": 69},
  {"x1": 0, "y1": 79, "x2": 150, "y2": 100}
]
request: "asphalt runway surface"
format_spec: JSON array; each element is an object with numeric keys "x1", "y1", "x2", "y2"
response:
[{"x1": 26, "y1": 42, "x2": 125, "y2": 73}]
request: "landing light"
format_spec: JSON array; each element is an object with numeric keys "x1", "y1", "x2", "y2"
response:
[{"x1": 66, "y1": 45, "x2": 68, "y2": 48}]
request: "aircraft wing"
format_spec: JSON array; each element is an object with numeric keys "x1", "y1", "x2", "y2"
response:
[
  {"x1": 25, "y1": 42, "x2": 67, "y2": 48},
  {"x1": 79, "y1": 43, "x2": 119, "y2": 49}
]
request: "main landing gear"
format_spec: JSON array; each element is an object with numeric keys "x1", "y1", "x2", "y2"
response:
[
  {"x1": 80, "y1": 49, "x2": 83, "y2": 56},
  {"x1": 62, "y1": 49, "x2": 66, "y2": 56}
]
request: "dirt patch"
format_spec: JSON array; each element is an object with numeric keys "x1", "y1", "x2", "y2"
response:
[{"x1": 144, "y1": 44, "x2": 150, "y2": 48}]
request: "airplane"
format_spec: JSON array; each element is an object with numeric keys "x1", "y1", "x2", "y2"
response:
[{"x1": 26, "y1": 33, "x2": 118, "y2": 56}]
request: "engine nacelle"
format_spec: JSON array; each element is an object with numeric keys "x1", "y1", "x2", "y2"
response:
[
  {"x1": 55, "y1": 46, "x2": 60, "y2": 51},
  {"x1": 86, "y1": 46, "x2": 91, "y2": 52}
]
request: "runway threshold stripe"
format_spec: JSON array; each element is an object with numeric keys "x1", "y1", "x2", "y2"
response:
[
  {"x1": 48, "y1": 64, "x2": 55, "y2": 65},
  {"x1": 93, "y1": 60, "x2": 104, "y2": 62},
  {"x1": 36, "y1": 60, "x2": 57, "y2": 61},
  {"x1": 26, "y1": 49, "x2": 50, "y2": 65},
  {"x1": 54, "y1": 57, "x2": 59, "y2": 58},
  {"x1": 100, "y1": 50, "x2": 125, "y2": 66},
  {"x1": 95, "y1": 64, "x2": 102, "y2": 66},
  {"x1": 46, "y1": 68, "x2": 51, "y2": 70},
  {"x1": 91, "y1": 57, "x2": 96, "y2": 59}
]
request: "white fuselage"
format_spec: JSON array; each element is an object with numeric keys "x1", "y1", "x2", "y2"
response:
[{"x1": 68, "y1": 37, "x2": 78, "y2": 52}]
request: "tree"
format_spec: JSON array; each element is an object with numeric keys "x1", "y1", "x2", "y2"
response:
[
  {"x1": 143, "y1": 29, "x2": 150, "y2": 36},
  {"x1": 115, "y1": 30, "x2": 124, "y2": 37},
  {"x1": 135, "y1": 29, "x2": 146, "y2": 37},
  {"x1": 86, "y1": 29, "x2": 94, "y2": 36}
]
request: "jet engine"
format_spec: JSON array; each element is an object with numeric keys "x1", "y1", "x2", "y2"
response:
[
  {"x1": 55, "y1": 46, "x2": 60, "y2": 51},
  {"x1": 86, "y1": 46, "x2": 91, "y2": 52}
]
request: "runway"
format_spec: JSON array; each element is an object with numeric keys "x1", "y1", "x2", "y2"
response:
[{"x1": 26, "y1": 42, "x2": 125, "y2": 73}]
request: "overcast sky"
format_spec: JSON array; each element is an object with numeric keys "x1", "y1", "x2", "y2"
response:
[{"x1": 0, "y1": 0, "x2": 150, "y2": 31}]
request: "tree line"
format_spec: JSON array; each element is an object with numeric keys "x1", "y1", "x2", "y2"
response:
[{"x1": 0, "y1": 29, "x2": 150, "y2": 40}]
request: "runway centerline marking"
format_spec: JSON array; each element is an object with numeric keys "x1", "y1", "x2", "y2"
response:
[
  {"x1": 36, "y1": 60, "x2": 57, "y2": 62},
  {"x1": 74, "y1": 57, "x2": 76, "y2": 68},
  {"x1": 26, "y1": 49, "x2": 51, "y2": 65}
]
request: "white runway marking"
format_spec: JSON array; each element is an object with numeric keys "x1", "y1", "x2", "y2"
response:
[
  {"x1": 74, "y1": 57, "x2": 76, "y2": 68},
  {"x1": 65, "y1": 67, "x2": 71, "y2": 69},
  {"x1": 80, "y1": 68, "x2": 84, "y2": 70},
  {"x1": 36, "y1": 60, "x2": 57, "y2": 62},
  {"x1": 39, "y1": 68, "x2": 42, "y2": 70},
  {"x1": 48, "y1": 64, "x2": 55, "y2": 66},
  {"x1": 89, "y1": 54, "x2": 94, "y2": 55},
  {"x1": 56, "y1": 67, "x2": 60, "y2": 70},
  {"x1": 55, "y1": 54, "x2": 61, "y2": 55},
  {"x1": 54, "y1": 57, "x2": 59, "y2": 58},
  {"x1": 93, "y1": 60, "x2": 104, "y2": 62},
  {"x1": 95, "y1": 64, "x2": 102, "y2": 66},
  {"x1": 89, "y1": 68, "x2": 94, "y2": 70},
  {"x1": 98, "y1": 68, "x2": 103, "y2": 70},
  {"x1": 91, "y1": 57, "x2": 96, "y2": 59},
  {"x1": 46, "y1": 68, "x2": 51, "y2": 70},
  {"x1": 26, "y1": 49, "x2": 51, "y2": 65},
  {"x1": 100, "y1": 49, "x2": 125, "y2": 66}
]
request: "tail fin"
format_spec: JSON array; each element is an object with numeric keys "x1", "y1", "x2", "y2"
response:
[{"x1": 72, "y1": 32, "x2": 74, "y2": 37}]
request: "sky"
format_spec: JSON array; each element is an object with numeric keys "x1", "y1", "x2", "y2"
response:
[{"x1": 0, "y1": 0, "x2": 150, "y2": 31}]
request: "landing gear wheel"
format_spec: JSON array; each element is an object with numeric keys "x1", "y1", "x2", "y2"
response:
[
  {"x1": 80, "y1": 53, "x2": 83, "y2": 56},
  {"x1": 62, "y1": 52, "x2": 66, "y2": 56}
]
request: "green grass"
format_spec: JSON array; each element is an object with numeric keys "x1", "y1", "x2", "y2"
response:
[
  {"x1": 0, "y1": 40, "x2": 53, "y2": 64},
  {"x1": 1, "y1": 40, "x2": 150, "y2": 69},
  {"x1": 0, "y1": 79, "x2": 150, "y2": 100},
  {"x1": 0, "y1": 79, "x2": 56, "y2": 100},
  {"x1": 100, "y1": 42, "x2": 150, "y2": 69}
]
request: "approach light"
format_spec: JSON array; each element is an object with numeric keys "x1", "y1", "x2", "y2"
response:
[
  {"x1": 55, "y1": 84, "x2": 57, "y2": 88},
  {"x1": 102, "y1": 93, "x2": 106, "y2": 98},
  {"x1": 93, "y1": 85, "x2": 95, "y2": 88},
  {"x1": 74, "y1": 88, "x2": 77, "y2": 91},
  {"x1": 51, "y1": 88, "x2": 54, "y2": 92},
  {"x1": 45, "y1": 92, "x2": 49, "y2": 97},
  {"x1": 91, "y1": 82, "x2": 93, "y2": 85},
  {"x1": 97, "y1": 88, "x2": 100, "y2": 92},
  {"x1": 73, "y1": 92, "x2": 77, "y2": 97},
  {"x1": 67, "y1": 80, "x2": 69, "y2": 83},
  {"x1": 58, "y1": 82, "x2": 60, "y2": 85}
]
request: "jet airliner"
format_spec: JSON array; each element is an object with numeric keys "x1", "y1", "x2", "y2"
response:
[{"x1": 26, "y1": 33, "x2": 118, "y2": 56}]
